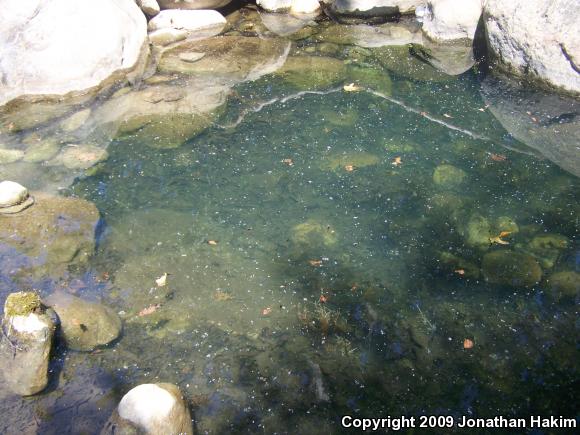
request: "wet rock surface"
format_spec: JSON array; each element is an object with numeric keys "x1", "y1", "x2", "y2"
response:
[
  {"x1": 44, "y1": 291, "x2": 122, "y2": 352},
  {"x1": 0, "y1": 292, "x2": 57, "y2": 396},
  {"x1": 482, "y1": 251, "x2": 543, "y2": 288},
  {"x1": 0, "y1": 193, "x2": 100, "y2": 279}
]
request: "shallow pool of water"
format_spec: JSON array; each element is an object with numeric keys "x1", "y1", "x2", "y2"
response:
[{"x1": 1, "y1": 15, "x2": 578, "y2": 434}]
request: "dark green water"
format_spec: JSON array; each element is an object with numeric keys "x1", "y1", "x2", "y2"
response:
[
  {"x1": 1, "y1": 21, "x2": 579, "y2": 434},
  {"x1": 68, "y1": 71, "x2": 578, "y2": 431}
]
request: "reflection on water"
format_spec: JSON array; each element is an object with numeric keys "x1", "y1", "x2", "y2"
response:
[{"x1": 1, "y1": 14, "x2": 579, "y2": 435}]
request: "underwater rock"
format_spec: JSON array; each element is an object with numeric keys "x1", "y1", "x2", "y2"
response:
[
  {"x1": 319, "y1": 151, "x2": 380, "y2": 172},
  {"x1": 60, "y1": 108, "x2": 92, "y2": 133},
  {"x1": 481, "y1": 251, "x2": 542, "y2": 288},
  {"x1": 315, "y1": 21, "x2": 423, "y2": 48},
  {"x1": 0, "y1": 193, "x2": 100, "y2": 278},
  {"x1": 546, "y1": 271, "x2": 579, "y2": 300},
  {"x1": 292, "y1": 220, "x2": 338, "y2": 247},
  {"x1": 257, "y1": 0, "x2": 321, "y2": 14},
  {"x1": 0, "y1": 148, "x2": 24, "y2": 164},
  {"x1": 0, "y1": 292, "x2": 56, "y2": 396},
  {"x1": 523, "y1": 234, "x2": 568, "y2": 269},
  {"x1": 102, "y1": 383, "x2": 192, "y2": 435},
  {"x1": 44, "y1": 291, "x2": 122, "y2": 352},
  {"x1": 158, "y1": 0, "x2": 231, "y2": 9},
  {"x1": 22, "y1": 139, "x2": 61, "y2": 163},
  {"x1": 438, "y1": 251, "x2": 480, "y2": 279},
  {"x1": 432, "y1": 164, "x2": 467, "y2": 189},
  {"x1": 494, "y1": 216, "x2": 519, "y2": 235},
  {"x1": 346, "y1": 65, "x2": 393, "y2": 95},
  {"x1": 319, "y1": 107, "x2": 360, "y2": 127},
  {"x1": 276, "y1": 56, "x2": 348, "y2": 90},
  {"x1": 415, "y1": 39, "x2": 475, "y2": 75},
  {"x1": 52, "y1": 144, "x2": 109, "y2": 170}
]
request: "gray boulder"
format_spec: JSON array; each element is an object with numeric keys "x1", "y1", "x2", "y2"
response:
[
  {"x1": 148, "y1": 9, "x2": 226, "y2": 40},
  {"x1": 44, "y1": 291, "x2": 122, "y2": 352},
  {"x1": 0, "y1": 292, "x2": 57, "y2": 396},
  {"x1": 0, "y1": 0, "x2": 148, "y2": 107},
  {"x1": 484, "y1": 0, "x2": 580, "y2": 94},
  {"x1": 137, "y1": 0, "x2": 160, "y2": 16}
]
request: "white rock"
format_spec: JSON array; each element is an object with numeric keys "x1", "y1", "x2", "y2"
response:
[
  {"x1": 149, "y1": 28, "x2": 189, "y2": 46},
  {"x1": 484, "y1": 0, "x2": 580, "y2": 94},
  {"x1": 148, "y1": 9, "x2": 226, "y2": 38},
  {"x1": 137, "y1": 0, "x2": 160, "y2": 16},
  {"x1": 0, "y1": 181, "x2": 28, "y2": 207},
  {"x1": 158, "y1": 0, "x2": 232, "y2": 9},
  {"x1": 115, "y1": 384, "x2": 192, "y2": 434},
  {"x1": 0, "y1": 0, "x2": 148, "y2": 107},
  {"x1": 327, "y1": 0, "x2": 423, "y2": 17},
  {"x1": 259, "y1": 12, "x2": 316, "y2": 36},
  {"x1": 422, "y1": 0, "x2": 483, "y2": 41}
]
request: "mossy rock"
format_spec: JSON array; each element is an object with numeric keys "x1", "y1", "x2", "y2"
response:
[
  {"x1": 372, "y1": 45, "x2": 454, "y2": 82},
  {"x1": 4, "y1": 292, "x2": 41, "y2": 317},
  {"x1": 319, "y1": 107, "x2": 359, "y2": 127},
  {"x1": 463, "y1": 213, "x2": 491, "y2": 248},
  {"x1": 482, "y1": 251, "x2": 542, "y2": 288},
  {"x1": 524, "y1": 234, "x2": 568, "y2": 269},
  {"x1": 433, "y1": 164, "x2": 467, "y2": 189},
  {"x1": 23, "y1": 140, "x2": 60, "y2": 163},
  {"x1": 0, "y1": 148, "x2": 24, "y2": 164},
  {"x1": 438, "y1": 252, "x2": 480, "y2": 279},
  {"x1": 546, "y1": 271, "x2": 579, "y2": 300},
  {"x1": 346, "y1": 65, "x2": 392, "y2": 95},
  {"x1": 276, "y1": 56, "x2": 348, "y2": 91},
  {"x1": 292, "y1": 220, "x2": 337, "y2": 247}
]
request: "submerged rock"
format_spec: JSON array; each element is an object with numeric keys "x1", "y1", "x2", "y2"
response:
[
  {"x1": 158, "y1": 0, "x2": 231, "y2": 9},
  {"x1": 462, "y1": 213, "x2": 491, "y2": 248},
  {"x1": 523, "y1": 234, "x2": 568, "y2": 269},
  {"x1": 372, "y1": 45, "x2": 454, "y2": 82},
  {"x1": 292, "y1": 220, "x2": 338, "y2": 247},
  {"x1": 52, "y1": 144, "x2": 109, "y2": 170},
  {"x1": 0, "y1": 193, "x2": 100, "y2": 278},
  {"x1": 22, "y1": 139, "x2": 61, "y2": 163},
  {"x1": 0, "y1": 292, "x2": 56, "y2": 396},
  {"x1": 102, "y1": 383, "x2": 192, "y2": 435},
  {"x1": 44, "y1": 291, "x2": 122, "y2": 352},
  {"x1": 432, "y1": 164, "x2": 467, "y2": 189},
  {"x1": 276, "y1": 56, "x2": 347, "y2": 90},
  {"x1": 481, "y1": 251, "x2": 542, "y2": 288},
  {"x1": 546, "y1": 271, "x2": 579, "y2": 300},
  {"x1": 0, "y1": 148, "x2": 24, "y2": 164},
  {"x1": 257, "y1": 0, "x2": 321, "y2": 14}
]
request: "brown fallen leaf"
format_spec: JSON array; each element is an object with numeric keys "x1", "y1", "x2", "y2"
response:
[
  {"x1": 207, "y1": 240, "x2": 218, "y2": 246},
  {"x1": 261, "y1": 307, "x2": 272, "y2": 316},
  {"x1": 344, "y1": 164, "x2": 356, "y2": 172},
  {"x1": 308, "y1": 259, "x2": 323, "y2": 267},
  {"x1": 454, "y1": 269, "x2": 465, "y2": 275},
  {"x1": 155, "y1": 273, "x2": 168, "y2": 287},
  {"x1": 138, "y1": 304, "x2": 161, "y2": 317},
  {"x1": 282, "y1": 158, "x2": 294, "y2": 166},
  {"x1": 490, "y1": 153, "x2": 507, "y2": 162},
  {"x1": 489, "y1": 231, "x2": 511, "y2": 245},
  {"x1": 343, "y1": 83, "x2": 362, "y2": 92},
  {"x1": 391, "y1": 156, "x2": 402, "y2": 167},
  {"x1": 463, "y1": 338, "x2": 474, "y2": 349},
  {"x1": 319, "y1": 294, "x2": 329, "y2": 303}
]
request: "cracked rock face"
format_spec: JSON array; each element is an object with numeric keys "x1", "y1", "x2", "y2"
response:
[{"x1": 484, "y1": 0, "x2": 580, "y2": 94}]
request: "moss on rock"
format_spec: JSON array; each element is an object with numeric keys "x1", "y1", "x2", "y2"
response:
[{"x1": 4, "y1": 291, "x2": 41, "y2": 317}]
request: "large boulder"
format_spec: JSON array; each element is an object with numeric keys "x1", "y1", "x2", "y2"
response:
[
  {"x1": 102, "y1": 383, "x2": 192, "y2": 434},
  {"x1": 0, "y1": 292, "x2": 57, "y2": 396},
  {"x1": 158, "y1": 0, "x2": 232, "y2": 9},
  {"x1": 44, "y1": 291, "x2": 122, "y2": 352},
  {"x1": 148, "y1": 9, "x2": 226, "y2": 38},
  {"x1": 484, "y1": 0, "x2": 580, "y2": 94},
  {"x1": 0, "y1": 0, "x2": 148, "y2": 107},
  {"x1": 325, "y1": 0, "x2": 423, "y2": 18}
]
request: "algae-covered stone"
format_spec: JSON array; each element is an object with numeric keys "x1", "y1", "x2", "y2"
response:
[
  {"x1": 0, "y1": 148, "x2": 24, "y2": 164},
  {"x1": 23, "y1": 140, "x2": 61, "y2": 163},
  {"x1": 462, "y1": 213, "x2": 491, "y2": 248},
  {"x1": 438, "y1": 252, "x2": 480, "y2": 279},
  {"x1": 346, "y1": 65, "x2": 393, "y2": 95},
  {"x1": 546, "y1": 271, "x2": 579, "y2": 300},
  {"x1": 54, "y1": 144, "x2": 109, "y2": 170},
  {"x1": 0, "y1": 193, "x2": 100, "y2": 278},
  {"x1": 482, "y1": 251, "x2": 542, "y2": 288},
  {"x1": 433, "y1": 164, "x2": 467, "y2": 189},
  {"x1": 494, "y1": 216, "x2": 519, "y2": 235},
  {"x1": 292, "y1": 220, "x2": 337, "y2": 247},
  {"x1": 319, "y1": 108, "x2": 359, "y2": 127},
  {"x1": 372, "y1": 45, "x2": 453, "y2": 82},
  {"x1": 276, "y1": 56, "x2": 347, "y2": 90},
  {"x1": 524, "y1": 234, "x2": 568, "y2": 269},
  {"x1": 319, "y1": 152, "x2": 380, "y2": 172},
  {"x1": 44, "y1": 291, "x2": 122, "y2": 351},
  {"x1": 0, "y1": 292, "x2": 56, "y2": 396},
  {"x1": 60, "y1": 108, "x2": 92, "y2": 133}
]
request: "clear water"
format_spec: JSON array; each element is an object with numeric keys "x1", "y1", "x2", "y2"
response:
[{"x1": 1, "y1": 17, "x2": 579, "y2": 435}]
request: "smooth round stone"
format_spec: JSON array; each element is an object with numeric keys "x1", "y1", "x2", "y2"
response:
[
  {"x1": 58, "y1": 145, "x2": 109, "y2": 169},
  {"x1": 178, "y1": 51, "x2": 205, "y2": 63},
  {"x1": 0, "y1": 180, "x2": 29, "y2": 207},
  {"x1": 0, "y1": 148, "x2": 25, "y2": 164}
]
